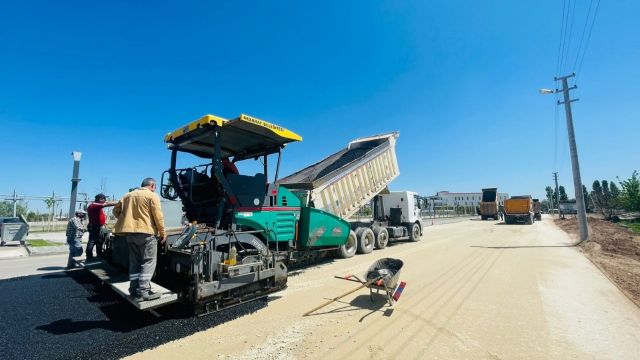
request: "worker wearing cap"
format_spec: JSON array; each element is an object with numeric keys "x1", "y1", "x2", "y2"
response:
[
  {"x1": 66, "y1": 210, "x2": 87, "y2": 269},
  {"x1": 86, "y1": 194, "x2": 117, "y2": 259},
  {"x1": 113, "y1": 178, "x2": 166, "y2": 301}
]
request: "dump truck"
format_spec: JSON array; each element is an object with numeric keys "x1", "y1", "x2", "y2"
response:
[
  {"x1": 479, "y1": 188, "x2": 499, "y2": 220},
  {"x1": 532, "y1": 199, "x2": 542, "y2": 220},
  {"x1": 279, "y1": 133, "x2": 424, "y2": 253},
  {"x1": 504, "y1": 196, "x2": 535, "y2": 225}
]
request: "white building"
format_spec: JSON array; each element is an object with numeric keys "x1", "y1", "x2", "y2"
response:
[{"x1": 428, "y1": 190, "x2": 509, "y2": 208}]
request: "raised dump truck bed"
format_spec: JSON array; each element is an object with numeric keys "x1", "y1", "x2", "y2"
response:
[
  {"x1": 480, "y1": 188, "x2": 499, "y2": 220},
  {"x1": 279, "y1": 133, "x2": 400, "y2": 220},
  {"x1": 280, "y1": 133, "x2": 423, "y2": 255}
]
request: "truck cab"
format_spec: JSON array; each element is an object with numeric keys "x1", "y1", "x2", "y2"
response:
[{"x1": 378, "y1": 191, "x2": 423, "y2": 226}]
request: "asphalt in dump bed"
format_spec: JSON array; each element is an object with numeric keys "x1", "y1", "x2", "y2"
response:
[
  {"x1": 279, "y1": 139, "x2": 382, "y2": 185},
  {"x1": 0, "y1": 270, "x2": 266, "y2": 360}
]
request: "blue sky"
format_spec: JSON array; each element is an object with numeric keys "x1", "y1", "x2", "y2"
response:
[{"x1": 1, "y1": 1, "x2": 639, "y2": 212}]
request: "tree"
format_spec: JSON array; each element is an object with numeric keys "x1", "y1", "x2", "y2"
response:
[
  {"x1": 0, "y1": 201, "x2": 28, "y2": 217},
  {"x1": 558, "y1": 186, "x2": 569, "y2": 202},
  {"x1": 545, "y1": 186, "x2": 554, "y2": 206},
  {"x1": 582, "y1": 185, "x2": 591, "y2": 211},
  {"x1": 26, "y1": 211, "x2": 39, "y2": 222},
  {"x1": 618, "y1": 171, "x2": 640, "y2": 211},
  {"x1": 591, "y1": 179, "x2": 621, "y2": 219},
  {"x1": 43, "y1": 197, "x2": 62, "y2": 221}
]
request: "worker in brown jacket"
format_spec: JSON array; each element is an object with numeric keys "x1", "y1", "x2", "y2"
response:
[{"x1": 113, "y1": 178, "x2": 166, "y2": 301}]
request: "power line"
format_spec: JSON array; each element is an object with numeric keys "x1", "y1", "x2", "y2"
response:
[
  {"x1": 572, "y1": 0, "x2": 595, "y2": 70},
  {"x1": 555, "y1": 0, "x2": 569, "y2": 77},
  {"x1": 575, "y1": 0, "x2": 602, "y2": 77},
  {"x1": 560, "y1": 0, "x2": 578, "y2": 75}
]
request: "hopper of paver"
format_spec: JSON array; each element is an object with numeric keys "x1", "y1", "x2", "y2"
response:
[{"x1": 279, "y1": 132, "x2": 400, "y2": 220}]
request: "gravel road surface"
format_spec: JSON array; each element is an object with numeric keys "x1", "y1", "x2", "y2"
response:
[{"x1": 130, "y1": 217, "x2": 640, "y2": 360}]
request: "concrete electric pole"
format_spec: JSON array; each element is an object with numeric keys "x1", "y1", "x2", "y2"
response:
[
  {"x1": 69, "y1": 152, "x2": 82, "y2": 218},
  {"x1": 556, "y1": 74, "x2": 589, "y2": 242},
  {"x1": 553, "y1": 172, "x2": 560, "y2": 217}
]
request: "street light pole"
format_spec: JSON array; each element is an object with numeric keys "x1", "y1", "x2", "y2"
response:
[
  {"x1": 69, "y1": 152, "x2": 82, "y2": 218},
  {"x1": 554, "y1": 74, "x2": 589, "y2": 242}
]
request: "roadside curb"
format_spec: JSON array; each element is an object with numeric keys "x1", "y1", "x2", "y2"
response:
[
  {"x1": 26, "y1": 245, "x2": 68, "y2": 257},
  {"x1": 0, "y1": 245, "x2": 30, "y2": 260}
]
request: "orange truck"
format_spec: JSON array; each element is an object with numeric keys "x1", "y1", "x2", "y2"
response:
[{"x1": 504, "y1": 196, "x2": 535, "y2": 225}]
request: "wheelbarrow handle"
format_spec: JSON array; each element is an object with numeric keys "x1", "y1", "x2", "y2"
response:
[
  {"x1": 334, "y1": 275, "x2": 364, "y2": 284},
  {"x1": 304, "y1": 276, "x2": 383, "y2": 316}
]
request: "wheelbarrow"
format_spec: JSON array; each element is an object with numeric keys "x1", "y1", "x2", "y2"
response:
[{"x1": 304, "y1": 258, "x2": 406, "y2": 316}]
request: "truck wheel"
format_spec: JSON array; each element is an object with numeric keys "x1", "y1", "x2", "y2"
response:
[
  {"x1": 481, "y1": 215, "x2": 487, "y2": 220},
  {"x1": 357, "y1": 228, "x2": 375, "y2": 254},
  {"x1": 337, "y1": 230, "x2": 357, "y2": 258},
  {"x1": 373, "y1": 228, "x2": 389, "y2": 249},
  {"x1": 408, "y1": 223, "x2": 421, "y2": 242}
]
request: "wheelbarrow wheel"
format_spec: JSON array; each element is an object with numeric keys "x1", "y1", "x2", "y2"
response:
[
  {"x1": 357, "y1": 228, "x2": 374, "y2": 254},
  {"x1": 336, "y1": 230, "x2": 357, "y2": 258}
]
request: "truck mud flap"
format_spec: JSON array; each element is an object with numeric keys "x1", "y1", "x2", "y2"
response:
[{"x1": 78, "y1": 258, "x2": 178, "y2": 311}]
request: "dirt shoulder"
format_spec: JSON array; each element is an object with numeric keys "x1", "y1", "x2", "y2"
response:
[{"x1": 555, "y1": 216, "x2": 640, "y2": 307}]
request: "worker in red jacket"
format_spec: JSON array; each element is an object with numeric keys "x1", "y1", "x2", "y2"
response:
[{"x1": 86, "y1": 194, "x2": 117, "y2": 259}]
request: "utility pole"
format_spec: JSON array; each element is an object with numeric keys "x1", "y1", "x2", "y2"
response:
[
  {"x1": 556, "y1": 73, "x2": 588, "y2": 242},
  {"x1": 3, "y1": 190, "x2": 24, "y2": 217},
  {"x1": 553, "y1": 172, "x2": 560, "y2": 217}
]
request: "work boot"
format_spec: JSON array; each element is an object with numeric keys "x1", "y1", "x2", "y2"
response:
[{"x1": 131, "y1": 291, "x2": 161, "y2": 302}]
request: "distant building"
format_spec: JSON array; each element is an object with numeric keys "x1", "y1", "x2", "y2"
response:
[{"x1": 427, "y1": 190, "x2": 509, "y2": 209}]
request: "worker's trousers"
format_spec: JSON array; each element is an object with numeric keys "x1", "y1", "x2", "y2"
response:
[
  {"x1": 86, "y1": 225, "x2": 102, "y2": 258},
  {"x1": 126, "y1": 233, "x2": 157, "y2": 296},
  {"x1": 66, "y1": 237, "x2": 83, "y2": 268}
]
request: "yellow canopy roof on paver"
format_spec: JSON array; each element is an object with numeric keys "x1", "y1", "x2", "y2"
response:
[{"x1": 164, "y1": 114, "x2": 302, "y2": 160}]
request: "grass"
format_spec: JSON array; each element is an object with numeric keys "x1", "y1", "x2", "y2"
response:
[
  {"x1": 621, "y1": 220, "x2": 640, "y2": 234},
  {"x1": 26, "y1": 239, "x2": 62, "y2": 247}
]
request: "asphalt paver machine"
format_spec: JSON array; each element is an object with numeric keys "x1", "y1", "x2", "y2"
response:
[{"x1": 82, "y1": 114, "x2": 320, "y2": 314}]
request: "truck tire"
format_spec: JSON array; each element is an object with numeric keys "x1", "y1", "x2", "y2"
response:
[
  {"x1": 504, "y1": 216, "x2": 510, "y2": 225},
  {"x1": 481, "y1": 215, "x2": 487, "y2": 220},
  {"x1": 337, "y1": 230, "x2": 357, "y2": 258},
  {"x1": 357, "y1": 228, "x2": 375, "y2": 254},
  {"x1": 408, "y1": 223, "x2": 421, "y2": 242},
  {"x1": 527, "y1": 215, "x2": 534, "y2": 225},
  {"x1": 373, "y1": 227, "x2": 389, "y2": 249}
]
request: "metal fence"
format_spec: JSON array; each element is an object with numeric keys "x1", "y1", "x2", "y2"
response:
[{"x1": 1, "y1": 192, "x2": 118, "y2": 224}]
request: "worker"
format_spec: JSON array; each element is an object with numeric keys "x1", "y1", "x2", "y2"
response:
[
  {"x1": 113, "y1": 178, "x2": 166, "y2": 301},
  {"x1": 86, "y1": 193, "x2": 117, "y2": 259},
  {"x1": 222, "y1": 157, "x2": 239, "y2": 176},
  {"x1": 66, "y1": 209, "x2": 87, "y2": 269}
]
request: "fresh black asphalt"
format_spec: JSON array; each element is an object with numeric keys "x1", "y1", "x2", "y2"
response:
[{"x1": 0, "y1": 269, "x2": 266, "y2": 360}]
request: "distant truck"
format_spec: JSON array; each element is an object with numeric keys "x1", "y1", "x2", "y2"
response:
[
  {"x1": 532, "y1": 199, "x2": 542, "y2": 220},
  {"x1": 479, "y1": 188, "x2": 499, "y2": 220},
  {"x1": 504, "y1": 196, "x2": 535, "y2": 225}
]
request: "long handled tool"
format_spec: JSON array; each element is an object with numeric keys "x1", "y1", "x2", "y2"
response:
[{"x1": 303, "y1": 276, "x2": 382, "y2": 316}]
